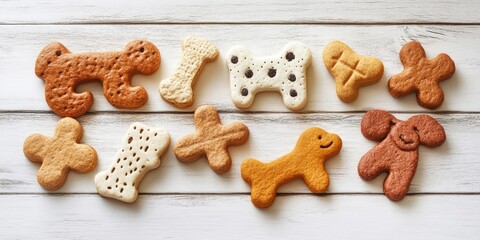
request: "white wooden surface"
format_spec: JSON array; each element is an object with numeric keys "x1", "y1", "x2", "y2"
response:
[{"x1": 1, "y1": 1, "x2": 480, "y2": 239}]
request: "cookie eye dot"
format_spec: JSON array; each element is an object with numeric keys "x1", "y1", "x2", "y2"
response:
[
  {"x1": 140, "y1": 47, "x2": 145, "y2": 53},
  {"x1": 288, "y1": 74, "x2": 296, "y2": 82},
  {"x1": 231, "y1": 56, "x2": 238, "y2": 64},
  {"x1": 286, "y1": 52, "x2": 295, "y2": 61},
  {"x1": 55, "y1": 50, "x2": 62, "y2": 56},
  {"x1": 241, "y1": 88, "x2": 249, "y2": 96},
  {"x1": 290, "y1": 89, "x2": 297, "y2": 97},
  {"x1": 245, "y1": 69, "x2": 253, "y2": 78},
  {"x1": 268, "y1": 68, "x2": 277, "y2": 78},
  {"x1": 318, "y1": 135, "x2": 322, "y2": 140}
]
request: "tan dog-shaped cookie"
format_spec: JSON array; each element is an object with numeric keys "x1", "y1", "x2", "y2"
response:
[
  {"x1": 159, "y1": 37, "x2": 219, "y2": 108},
  {"x1": 323, "y1": 40, "x2": 384, "y2": 102},
  {"x1": 174, "y1": 105, "x2": 249, "y2": 174},
  {"x1": 35, "y1": 40, "x2": 160, "y2": 117},
  {"x1": 241, "y1": 127, "x2": 342, "y2": 208},
  {"x1": 23, "y1": 117, "x2": 97, "y2": 190}
]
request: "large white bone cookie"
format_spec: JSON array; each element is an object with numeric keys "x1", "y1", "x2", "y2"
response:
[
  {"x1": 95, "y1": 123, "x2": 170, "y2": 203},
  {"x1": 227, "y1": 42, "x2": 312, "y2": 110}
]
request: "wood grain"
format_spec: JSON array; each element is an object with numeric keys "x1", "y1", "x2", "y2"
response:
[
  {"x1": 0, "y1": 25, "x2": 478, "y2": 112},
  {"x1": 0, "y1": 0, "x2": 479, "y2": 24}
]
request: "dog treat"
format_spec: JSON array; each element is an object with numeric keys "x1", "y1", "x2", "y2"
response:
[
  {"x1": 95, "y1": 123, "x2": 170, "y2": 203},
  {"x1": 323, "y1": 40, "x2": 384, "y2": 102},
  {"x1": 174, "y1": 105, "x2": 249, "y2": 174},
  {"x1": 241, "y1": 127, "x2": 342, "y2": 208},
  {"x1": 159, "y1": 37, "x2": 218, "y2": 108},
  {"x1": 23, "y1": 117, "x2": 97, "y2": 190},
  {"x1": 227, "y1": 42, "x2": 312, "y2": 110},
  {"x1": 388, "y1": 41, "x2": 455, "y2": 109},
  {"x1": 35, "y1": 40, "x2": 160, "y2": 117},
  {"x1": 358, "y1": 110, "x2": 446, "y2": 201}
]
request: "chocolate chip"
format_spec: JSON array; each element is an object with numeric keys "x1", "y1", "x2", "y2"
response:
[
  {"x1": 286, "y1": 52, "x2": 295, "y2": 61},
  {"x1": 268, "y1": 68, "x2": 277, "y2": 78},
  {"x1": 231, "y1": 56, "x2": 238, "y2": 64},
  {"x1": 241, "y1": 88, "x2": 249, "y2": 96},
  {"x1": 245, "y1": 69, "x2": 253, "y2": 78},
  {"x1": 290, "y1": 89, "x2": 297, "y2": 97},
  {"x1": 288, "y1": 74, "x2": 296, "y2": 82}
]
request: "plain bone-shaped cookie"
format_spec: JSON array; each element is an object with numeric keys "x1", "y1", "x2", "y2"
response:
[
  {"x1": 388, "y1": 41, "x2": 455, "y2": 109},
  {"x1": 323, "y1": 40, "x2": 384, "y2": 103},
  {"x1": 95, "y1": 123, "x2": 170, "y2": 203},
  {"x1": 159, "y1": 37, "x2": 218, "y2": 108},
  {"x1": 241, "y1": 127, "x2": 342, "y2": 208},
  {"x1": 227, "y1": 42, "x2": 312, "y2": 110},
  {"x1": 174, "y1": 105, "x2": 249, "y2": 174},
  {"x1": 358, "y1": 110, "x2": 446, "y2": 201},
  {"x1": 23, "y1": 117, "x2": 97, "y2": 190},
  {"x1": 35, "y1": 40, "x2": 160, "y2": 117}
]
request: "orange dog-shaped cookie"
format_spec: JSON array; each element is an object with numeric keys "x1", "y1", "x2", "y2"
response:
[
  {"x1": 35, "y1": 40, "x2": 160, "y2": 117},
  {"x1": 241, "y1": 127, "x2": 342, "y2": 208},
  {"x1": 23, "y1": 117, "x2": 97, "y2": 190}
]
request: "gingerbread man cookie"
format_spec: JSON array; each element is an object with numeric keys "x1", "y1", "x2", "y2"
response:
[
  {"x1": 95, "y1": 123, "x2": 170, "y2": 203},
  {"x1": 358, "y1": 110, "x2": 446, "y2": 201},
  {"x1": 388, "y1": 41, "x2": 455, "y2": 109},
  {"x1": 174, "y1": 105, "x2": 249, "y2": 174},
  {"x1": 23, "y1": 117, "x2": 97, "y2": 190},
  {"x1": 323, "y1": 40, "x2": 384, "y2": 102},
  {"x1": 35, "y1": 40, "x2": 160, "y2": 117},
  {"x1": 227, "y1": 42, "x2": 312, "y2": 110},
  {"x1": 241, "y1": 127, "x2": 342, "y2": 208},
  {"x1": 159, "y1": 37, "x2": 219, "y2": 108}
]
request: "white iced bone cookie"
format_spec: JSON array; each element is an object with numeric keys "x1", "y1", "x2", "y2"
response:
[
  {"x1": 227, "y1": 42, "x2": 312, "y2": 110},
  {"x1": 95, "y1": 123, "x2": 170, "y2": 203},
  {"x1": 159, "y1": 37, "x2": 219, "y2": 108}
]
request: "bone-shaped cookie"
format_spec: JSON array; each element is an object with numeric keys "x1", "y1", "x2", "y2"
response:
[
  {"x1": 23, "y1": 117, "x2": 97, "y2": 190},
  {"x1": 241, "y1": 127, "x2": 342, "y2": 208},
  {"x1": 95, "y1": 123, "x2": 170, "y2": 203},
  {"x1": 227, "y1": 42, "x2": 312, "y2": 110},
  {"x1": 35, "y1": 40, "x2": 160, "y2": 117},
  {"x1": 159, "y1": 37, "x2": 218, "y2": 108},
  {"x1": 358, "y1": 110, "x2": 446, "y2": 201},
  {"x1": 323, "y1": 40, "x2": 384, "y2": 103},
  {"x1": 174, "y1": 105, "x2": 249, "y2": 174},
  {"x1": 388, "y1": 41, "x2": 455, "y2": 109}
]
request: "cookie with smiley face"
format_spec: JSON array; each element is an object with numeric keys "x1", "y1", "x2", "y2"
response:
[{"x1": 241, "y1": 127, "x2": 342, "y2": 208}]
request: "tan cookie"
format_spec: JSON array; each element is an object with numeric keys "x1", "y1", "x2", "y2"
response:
[
  {"x1": 159, "y1": 37, "x2": 218, "y2": 108},
  {"x1": 174, "y1": 105, "x2": 249, "y2": 174},
  {"x1": 388, "y1": 41, "x2": 455, "y2": 109},
  {"x1": 23, "y1": 117, "x2": 97, "y2": 190},
  {"x1": 241, "y1": 127, "x2": 342, "y2": 208},
  {"x1": 35, "y1": 40, "x2": 160, "y2": 117},
  {"x1": 323, "y1": 40, "x2": 384, "y2": 102},
  {"x1": 358, "y1": 110, "x2": 446, "y2": 201}
]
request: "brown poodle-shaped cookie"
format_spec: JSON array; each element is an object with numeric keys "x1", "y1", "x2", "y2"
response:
[
  {"x1": 35, "y1": 40, "x2": 160, "y2": 117},
  {"x1": 358, "y1": 110, "x2": 446, "y2": 201}
]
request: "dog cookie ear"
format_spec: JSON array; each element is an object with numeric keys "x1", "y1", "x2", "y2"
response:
[
  {"x1": 407, "y1": 115, "x2": 446, "y2": 147},
  {"x1": 361, "y1": 110, "x2": 396, "y2": 141}
]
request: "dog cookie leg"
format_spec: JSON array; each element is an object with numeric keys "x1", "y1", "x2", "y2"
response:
[
  {"x1": 241, "y1": 158, "x2": 278, "y2": 208},
  {"x1": 303, "y1": 166, "x2": 330, "y2": 193},
  {"x1": 159, "y1": 37, "x2": 219, "y2": 108},
  {"x1": 103, "y1": 78, "x2": 148, "y2": 109},
  {"x1": 383, "y1": 166, "x2": 417, "y2": 201}
]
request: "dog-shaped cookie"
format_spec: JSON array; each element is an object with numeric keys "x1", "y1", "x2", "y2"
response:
[
  {"x1": 241, "y1": 127, "x2": 342, "y2": 208},
  {"x1": 358, "y1": 110, "x2": 446, "y2": 201}
]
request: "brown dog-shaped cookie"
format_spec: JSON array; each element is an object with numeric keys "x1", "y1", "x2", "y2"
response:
[
  {"x1": 358, "y1": 110, "x2": 446, "y2": 201},
  {"x1": 241, "y1": 127, "x2": 342, "y2": 208},
  {"x1": 23, "y1": 117, "x2": 98, "y2": 190},
  {"x1": 174, "y1": 105, "x2": 249, "y2": 174},
  {"x1": 388, "y1": 41, "x2": 455, "y2": 109},
  {"x1": 35, "y1": 40, "x2": 160, "y2": 117}
]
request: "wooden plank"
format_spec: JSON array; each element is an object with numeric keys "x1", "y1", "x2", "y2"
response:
[
  {"x1": 0, "y1": 0, "x2": 479, "y2": 24},
  {"x1": 2, "y1": 112, "x2": 479, "y2": 193},
  {"x1": 0, "y1": 25, "x2": 478, "y2": 112},
  {"x1": 0, "y1": 194, "x2": 479, "y2": 239}
]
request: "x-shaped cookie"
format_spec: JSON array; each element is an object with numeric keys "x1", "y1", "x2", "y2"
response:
[
  {"x1": 388, "y1": 41, "x2": 455, "y2": 109},
  {"x1": 174, "y1": 105, "x2": 249, "y2": 174},
  {"x1": 23, "y1": 117, "x2": 97, "y2": 190}
]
